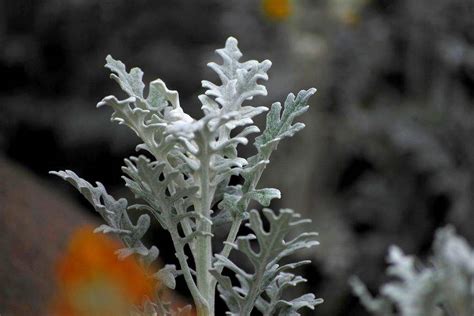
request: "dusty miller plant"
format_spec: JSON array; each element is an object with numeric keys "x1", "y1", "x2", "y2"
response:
[
  {"x1": 351, "y1": 226, "x2": 474, "y2": 316},
  {"x1": 50, "y1": 37, "x2": 322, "y2": 315}
]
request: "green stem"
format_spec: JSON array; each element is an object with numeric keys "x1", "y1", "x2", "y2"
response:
[
  {"x1": 195, "y1": 136, "x2": 214, "y2": 315},
  {"x1": 168, "y1": 226, "x2": 208, "y2": 312},
  {"x1": 210, "y1": 150, "x2": 274, "y2": 298},
  {"x1": 214, "y1": 218, "x2": 242, "y2": 276},
  {"x1": 239, "y1": 218, "x2": 280, "y2": 316},
  {"x1": 210, "y1": 217, "x2": 242, "y2": 302}
]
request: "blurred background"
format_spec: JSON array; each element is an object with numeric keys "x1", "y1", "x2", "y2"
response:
[{"x1": 1, "y1": 0, "x2": 474, "y2": 315}]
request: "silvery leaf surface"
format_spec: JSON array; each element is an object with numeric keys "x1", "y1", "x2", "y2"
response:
[
  {"x1": 252, "y1": 88, "x2": 316, "y2": 160},
  {"x1": 255, "y1": 272, "x2": 323, "y2": 316},
  {"x1": 202, "y1": 36, "x2": 271, "y2": 114},
  {"x1": 220, "y1": 89, "x2": 316, "y2": 219},
  {"x1": 210, "y1": 208, "x2": 320, "y2": 315},
  {"x1": 121, "y1": 155, "x2": 201, "y2": 242},
  {"x1": 49, "y1": 170, "x2": 158, "y2": 265},
  {"x1": 99, "y1": 56, "x2": 189, "y2": 163}
]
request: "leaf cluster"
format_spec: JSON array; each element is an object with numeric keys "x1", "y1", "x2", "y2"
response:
[{"x1": 51, "y1": 37, "x2": 319, "y2": 315}]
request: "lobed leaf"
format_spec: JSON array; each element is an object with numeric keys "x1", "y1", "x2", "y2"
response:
[
  {"x1": 211, "y1": 208, "x2": 320, "y2": 315},
  {"x1": 49, "y1": 170, "x2": 158, "y2": 265}
]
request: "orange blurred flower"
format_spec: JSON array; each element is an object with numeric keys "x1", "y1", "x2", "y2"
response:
[
  {"x1": 262, "y1": 0, "x2": 293, "y2": 21},
  {"x1": 50, "y1": 226, "x2": 155, "y2": 316}
]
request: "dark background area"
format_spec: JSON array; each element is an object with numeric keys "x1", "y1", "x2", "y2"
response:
[{"x1": 1, "y1": 0, "x2": 474, "y2": 315}]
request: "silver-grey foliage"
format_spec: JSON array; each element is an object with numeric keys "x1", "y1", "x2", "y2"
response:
[
  {"x1": 50, "y1": 37, "x2": 319, "y2": 315},
  {"x1": 210, "y1": 209, "x2": 323, "y2": 315},
  {"x1": 351, "y1": 226, "x2": 474, "y2": 316}
]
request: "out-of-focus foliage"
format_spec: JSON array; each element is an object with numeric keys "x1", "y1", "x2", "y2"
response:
[{"x1": 351, "y1": 226, "x2": 474, "y2": 316}]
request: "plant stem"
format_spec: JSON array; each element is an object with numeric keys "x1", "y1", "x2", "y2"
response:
[
  {"x1": 215, "y1": 218, "x2": 242, "y2": 276},
  {"x1": 169, "y1": 228, "x2": 208, "y2": 311},
  {"x1": 210, "y1": 149, "x2": 274, "y2": 301},
  {"x1": 195, "y1": 137, "x2": 214, "y2": 315},
  {"x1": 209, "y1": 217, "x2": 242, "y2": 303}
]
